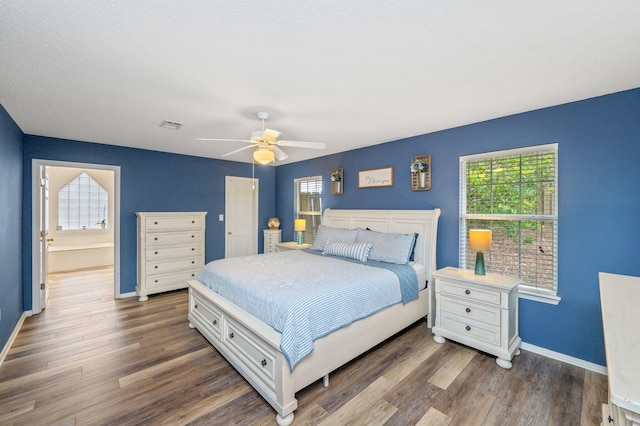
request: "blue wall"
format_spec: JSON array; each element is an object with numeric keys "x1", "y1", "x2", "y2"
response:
[
  {"x1": 22, "y1": 136, "x2": 276, "y2": 309},
  {"x1": 275, "y1": 88, "x2": 640, "y2": 366},
  {"x1": 0, "y1": 105, "x2": 24, "y2": 350}
]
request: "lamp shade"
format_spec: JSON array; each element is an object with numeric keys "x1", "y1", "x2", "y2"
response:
[
  {"x1": 294, "y1": 219, "x2": 306, "y2": 232},
  {"x1": 253, "y1": 147, "x2": 274, "y2": 165},
  {"x1": 469, "y1": 229, "x2": 492, "y2": 251}
]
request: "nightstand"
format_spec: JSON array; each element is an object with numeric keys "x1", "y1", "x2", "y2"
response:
[
  {"x1": 432, "y1": 267, "x2": 522, "y2": 369},
  {"x1": 263, "y1": 229, "x2": 282, "y2": 253},
  {"x1": 276, "y1": 241, "x2": 312, "y2": 251}
]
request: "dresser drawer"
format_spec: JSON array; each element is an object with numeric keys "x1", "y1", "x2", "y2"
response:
[
  {"x1": 146, "y1": 244, "x2": 202, "y2": 260},
  {"x1": 147, "y1": 256, "x2": 203, "y2": 275},
  {"x1": 191, "y1": 291, "x2": 222, "y2": 340},
  {"x1": 440, "y1": 295, "x2": 501, "y2": 327},
  {"x1": 145, "y1": 231, "x2": 202, "y2": 246},
  {"x1": 439, "y1": 313, "x2": 501, "y2": 346},
  {"x1": 224, "y1": 318, "x2": 277, "y2": 391},
  {"x1": 146, "y1": 269, "x2": 198, "y2": 289},
  {"x1": 439, "y1": 279, "x2": 501, "y2": 306},
  {"x1": 143, "y1": 215, "x2": 204, "y2": 231}
]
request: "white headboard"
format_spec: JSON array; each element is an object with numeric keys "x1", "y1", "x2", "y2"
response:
[{"x1": 322, "y1": 208, "x2": 441, "y2": 281}]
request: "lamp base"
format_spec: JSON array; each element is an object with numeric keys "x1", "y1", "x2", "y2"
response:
[
  {"x1": 297, "y1": 232, "x2": 303, "y2": 245},
  {"x1": 474, "y1": 251, "x2": 486, "y2": 275}
]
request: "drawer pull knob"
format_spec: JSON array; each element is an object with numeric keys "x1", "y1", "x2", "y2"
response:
[
  {"x1": 154, "y1": 251, "x2": 158, "y2": 255},
  {"x1": 154, "y1": 237, "x2": 158, "y2": 241},
  {"x1": 229, "y1": 332, "x2": 234, "y2": 339},
  {"x1": 194, "y1": 304, "x2": 198, "y2": 309},
  {"x1": 213, "y1": 319, "x2": 217, "y2": 325},
  {"x1": 155, "y1": 265, "x2": 158, "y2": 269},
  {"x1": 191, "y1": 235, "x2": 195, "y2": 238},
  {"x1": 192, "y1": 220, "x2": 195, "y2": 223},
  {"x1": 192, "y1": 261, "x2": 195, "y2": 264},
  {"x1": 191, "y1": 273, "x2": 195, "y2": 277},
  {"x1": 465, "y1": 325, "x2": 471, "y2": 331},
  {"x1": 466, "y1": 307, "x2": 471, "y2": 313},
  {"x1": 261, "y1": 359, "x2": 267, "y2": 367},
  {"x1": 465, "y1": 289, "x2": 471, "y2": 295},
  {"x1": 154, "y1": 221, "x2": 158, "y2": 225},
  {"x1": 192, "y1": 248, "x2": 195, "y2": 251},
  {"x1": 154, "y1": 279, "x2": 158, "y2": 283}
]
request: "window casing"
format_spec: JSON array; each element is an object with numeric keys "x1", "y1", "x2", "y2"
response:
[
  {"x1": 294, "y1": 176, "x2": 322, "y2": 244},
  {"x1": 58, "y1": 171, "x2": 109, "y2": 231},
  {"x1": 460, "y1": 144, "x2": 558, "y2": 302}
]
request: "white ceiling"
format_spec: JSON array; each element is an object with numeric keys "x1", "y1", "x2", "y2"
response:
[{"x1": 2, "y1": 1, "x2": 639, "y2": 165}]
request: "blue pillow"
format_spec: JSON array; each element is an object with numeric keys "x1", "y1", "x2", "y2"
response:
[
  {"x1": 323, "y1": 240, "x2": 373, "y2": 262},
  {"x1": 310, "y1": 225, "x2": 358, "y2": 251},
  {"x1": 356, "y1": 229, "x2": 418, "y2": 265}
]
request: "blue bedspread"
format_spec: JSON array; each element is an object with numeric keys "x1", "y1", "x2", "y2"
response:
[{"x1": 197, "y1": 250, "x2": 418, "y2": 369}]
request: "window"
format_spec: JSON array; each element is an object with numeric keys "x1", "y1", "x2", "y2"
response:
[
  {"x1": 294, "y1": 176, "x2": 322, "y2": 244},
  {"x1": 58, "y1": 171, "x2": 109, "y2": 230},
  {"x1": 460, "y1": 144, "x2": 558, "y2": 302}
]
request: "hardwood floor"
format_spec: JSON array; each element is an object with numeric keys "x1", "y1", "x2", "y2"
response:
[{"x1": 0, "y1": 268, "x2": 608, "y2": 425}]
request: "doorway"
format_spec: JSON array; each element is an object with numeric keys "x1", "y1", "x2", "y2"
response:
[
  {"x1": 31, "y1": 160, "x2": 121, "y2": 314},
  {"x1": 224, "y1": 176, "x2": 258, "y2": 258}
]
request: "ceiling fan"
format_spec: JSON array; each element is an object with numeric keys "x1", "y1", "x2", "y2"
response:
[{"x1": 197, "y1": 112, "x2": 326, "y2": 165}]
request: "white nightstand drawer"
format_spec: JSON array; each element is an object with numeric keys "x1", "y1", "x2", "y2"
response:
[
  {"x1": 439, "y1": 279, "x2": 501, "y2": 306},
  {"x1": 440, "y1": 295, "x2": 501, "y2": 326},
  {"x1": 439, "y1": 313, "x2": 501, "y2": 346}
]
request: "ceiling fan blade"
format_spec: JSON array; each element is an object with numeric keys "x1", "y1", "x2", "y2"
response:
[
  {"x1": 261, "y1": 128, "x2": 281, "y2": 142},
  {"x1": 196, "y1": 138, "x2": 253, "y2": 143},
  {"x1": 272, "y1": 146, "x2": 289, "y2": 161},
  {"x1": 222, "y1": 144, "x2": 256, "y2": 157},
  {"x1": 275, "y1": 140, "x2": 326, "y2": 149}
]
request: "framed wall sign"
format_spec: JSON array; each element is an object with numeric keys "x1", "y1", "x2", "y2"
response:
[{"x1": 358, "y1": 167, "x2": 394, "y2": 188}]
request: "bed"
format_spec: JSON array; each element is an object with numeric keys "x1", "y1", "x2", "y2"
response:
[{"x1": 187, "y1": 208, "x2": 440, "y2": 425}]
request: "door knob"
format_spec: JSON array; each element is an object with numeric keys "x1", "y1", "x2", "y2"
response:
[
  {"x1": 46, "y1": 238, "x2": 54, "y2": 242},
  {"x1": 227, "y1": 231, "x2": 232, "y2": 235}
]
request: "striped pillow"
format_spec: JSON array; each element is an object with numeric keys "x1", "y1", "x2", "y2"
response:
[{"x1": 323, "y1": 240, "x2": 373, "y2": 262}]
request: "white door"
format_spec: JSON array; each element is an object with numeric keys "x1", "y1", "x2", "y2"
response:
[
  {"x1": 225, "y1": 176, "x2": 258, "y2": 258},
  {"x1": 39, "y1": 165, "x2": 50, "y2": 311}
]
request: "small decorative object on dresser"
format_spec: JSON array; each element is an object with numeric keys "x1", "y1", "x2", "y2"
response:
[
  {"x1": 136, "y1": 212, "x2": 206, "y2": 302},
  {"x1": 469, "y1": 229, "x2": 492, "y2": 275},
  {"x1": 432, "y1": 267, "x2": 521, "y2": 369},
  {"x1": 264, "y1": 228, "x2": 282, "y2": 253},
  {"x1": 331, "y1": 168, "x2": 343, "y2": 195},
  {"x1": 410, "y1": 155, "x2": 431, "y2": 191},
  {"x1": 267, "y1": 217, "x2": 281, "y2": 230}
]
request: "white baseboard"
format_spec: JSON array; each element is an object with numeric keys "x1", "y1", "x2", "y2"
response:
[
  {"x1": 0, "y1": 312, "x2": 28, "y2": 368},
  {"x1": 119, "y1": 291, "x2": 137, "y2": 299},
  {"x1": 521, "y1": 341, "x2": 607, "y2": 375}
]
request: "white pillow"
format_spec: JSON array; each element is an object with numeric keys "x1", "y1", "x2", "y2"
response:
[
  {"x1": 356, "y1": 228, "x2": 418, "y2": 265},
  {"x1": 310, "y1": 225, "x2": 358, "y2": 251},
  {"x1": 323, "y1": 240, "x2": 373, "y2": 262}
]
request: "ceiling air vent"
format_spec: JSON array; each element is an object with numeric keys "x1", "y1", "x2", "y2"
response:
[{"x1": 159, "y1": 120, "x2": 183, "y2": 130}]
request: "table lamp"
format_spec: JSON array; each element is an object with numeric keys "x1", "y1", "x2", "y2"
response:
[
  {"x1": 469, "y1": 229, "x2": 492, "y2": 275},
  {"x1": 295, "y1": 219, "x2": 306, "y2": 245}
]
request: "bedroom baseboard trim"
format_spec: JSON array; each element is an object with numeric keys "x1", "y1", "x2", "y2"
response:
[
  {"x1": 119, "y1": 291, "x2": 137, "y2": 299},
  {"x1": 521, "y1": 341, "x2": 607, "y2": 375},
  {"x1": 0, "y1": 311, "x2": 27, "y2": 369}
]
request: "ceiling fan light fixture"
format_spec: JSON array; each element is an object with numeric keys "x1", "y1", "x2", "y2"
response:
[{"x1": 253, "y1": 147, "x2": 275, "y2": 165}]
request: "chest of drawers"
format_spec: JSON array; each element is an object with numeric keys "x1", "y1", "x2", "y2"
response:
[
  {"x1": 263, "y1": 229, "x2": 282, "y2": 253},
  {"x1": 432, "y1": 267, "x2": 521, "y2": 369},
  {"x1": 136, "y1": 212, "x2": 206, "y2": 301}
]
